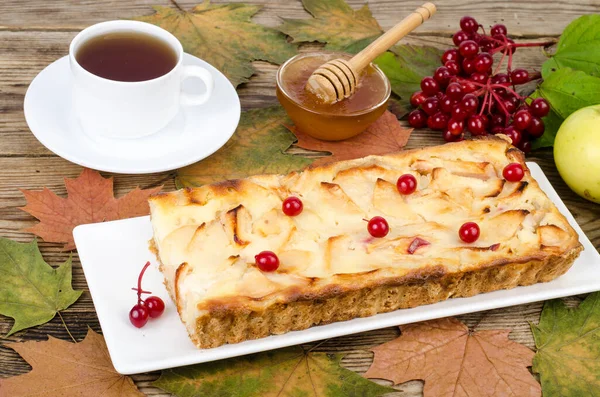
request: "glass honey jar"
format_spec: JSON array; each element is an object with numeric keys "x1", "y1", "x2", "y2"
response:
[{"x1": 276, "y1": 52, "x2": 391, "y2": 141}]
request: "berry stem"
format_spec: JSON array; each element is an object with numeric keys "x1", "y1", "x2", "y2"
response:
[
  {"x1": 490, "y1": 40, "x2": 556, "y2": 55},
  {"x1": 489, "y1": 34, "x2": 510, "y2": 54},
  {"x1": 456, "y1": 77, "x2": 485, "y2": 88},
  {"x1": 493, "y1": 50, "x2": 507, "y2": 75},
  {"x1": 473, "y1": 88, "x2": 485, "y2": 97},
  {"x1": 135, "y1": 261, "x2": 152, "y2": 305},
  {"x1": 479, "y1": 91, "x2": 490, "y2": 116},
  {"x1": 490, "y1": 89, "x2": 511, "y2": 117},
  {"x1": 496, "y1": 83, "x2": 520, "y2": 99},
  {"x1": 486, "y1": 89, "x2": 494, "y2": 115},
  {"x1": 507, "y1": 49, "x2": 514, "y2": 72}
]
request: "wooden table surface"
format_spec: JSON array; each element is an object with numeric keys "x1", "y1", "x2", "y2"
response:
[{"x1": 1, "y1": 1, "x2": 599, "y2": 395}]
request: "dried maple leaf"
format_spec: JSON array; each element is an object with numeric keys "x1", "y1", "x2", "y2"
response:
[
  {"x1": 365, "y1": 317, "x2": 541, "y2": 397},
  {"x1": 292, "y1": 110, "x2": 412, "y2": 166},
  {"x1": 0, "y1": 329, "x2": 143, "y2": 397},
  {"x1": 153, "y1": 345, "x2": 395, "y2": 397},
  {"x1": 134, "y1": 1, "x2": 296, "y2": 87},
  {"x1": 20, "y1": 169, "x2": 161, "y2": 250},
  {"x1": 176, "y1": 106, "x2": 313, "y2": 188},
  {"x1": 532, "y1": 292, "x2": 600, "y2": 395},
  {"x1": 277, "y1": 0, "x2": 383, "y2": 53},
  {"x1": 0, "y1": 238, "x2": 81, "y2": 336}
]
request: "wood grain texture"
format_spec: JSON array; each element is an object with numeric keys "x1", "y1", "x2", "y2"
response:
[
  {"x1": 0, "y1": 0, "x2": 599, "y2": 36},
  {"x1": 0, "y1": 1, "x2": 599, "y2": 396}
]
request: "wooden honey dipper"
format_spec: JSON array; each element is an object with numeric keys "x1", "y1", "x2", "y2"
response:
[{"x1": 305, "y1": 2, "x2": 437, "y2": 104}]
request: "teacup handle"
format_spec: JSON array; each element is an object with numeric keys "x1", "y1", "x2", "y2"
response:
[{"x1": 180, "y1": 65, "x2": 214, "y2": 106}]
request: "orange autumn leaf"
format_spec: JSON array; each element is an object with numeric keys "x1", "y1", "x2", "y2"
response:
[
  {"x1": 292, "y1": 110, "x2": 412, "y2": 166},
  {"x1": 365, "y1": 317, "x2": 541, "y2": 397},
  {"x1": 20, "y1": 169, "x2": 161, "y2": 250},
  {"x1": 0, "y1": 329, "x2": 143, "y2": 397}
]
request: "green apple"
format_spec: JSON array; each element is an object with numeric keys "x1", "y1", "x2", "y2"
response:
[{"x1": 554, "y1": 105, "x2": 600, "y2": 204}]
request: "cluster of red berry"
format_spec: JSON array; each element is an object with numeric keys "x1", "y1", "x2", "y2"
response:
[
  {"x1": 408, "y1": 16, "x2": 552, "y2": 153},
  {"x1": 129, "y1": 261, "x2": 165, "y2": 328},
  {"x1": 253, "y1": 162, "x2": 526, "y2": 274}
]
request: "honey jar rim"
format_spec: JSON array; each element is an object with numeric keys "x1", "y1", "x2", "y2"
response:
[{"x1": 276, "y1": 52, "x2": 391, "y2": 117}]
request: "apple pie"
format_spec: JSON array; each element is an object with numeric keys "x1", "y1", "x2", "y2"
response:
[{"x1": 149, "y1": 136, "x2": 582, "y2": 348}]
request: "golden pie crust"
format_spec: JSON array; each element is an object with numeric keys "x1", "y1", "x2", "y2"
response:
[{"x1": 149, "y1": 136, "x2": 582, "y2": 348}]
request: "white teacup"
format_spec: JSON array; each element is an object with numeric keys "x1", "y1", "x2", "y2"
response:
[{"x1": 69, "y1": 20, "x2": 214, "y2": 139}]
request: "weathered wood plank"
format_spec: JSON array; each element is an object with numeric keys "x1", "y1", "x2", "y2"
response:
[
  {"x1": 0, "y1": 0, "x2": 598, "y2": 37},
  {"x1": 0, "y1": 1, "x2": 599, "y2": 396}
]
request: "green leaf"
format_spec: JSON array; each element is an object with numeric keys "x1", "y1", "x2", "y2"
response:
[
  {"x1": 133, "y1": 2, "x2": 297, "y2": 87},
  {"x1": 175, "y1": 107, "x2": 313, "y2": 188},
  {"x1": 373, "y1": 46, "x2": 444, "y2": 117},
  {"x1": 0, "y1": 238, "x2": 82, "y2": 336},
  {"x1": 153, "y1": 346, "x2": 396, "y2": 397},
  {"x1": 543, "y1": 15, "x2": 600, "y2": 78},
  {"x1": 531, "y1": 107, "x2": 563, "y2": 149},
  {"x1": 537, "y1": 68, "x2": 600, "y2": 119},
  {"x1": 531, "y1": 293, "x2": 600, "y2": 396},
  {"x1": 277, "y1": 0, "x2": 383, "y2": 53},
  {"x1": 529, "y1": 90, "x2": 564, "y2": 149}
]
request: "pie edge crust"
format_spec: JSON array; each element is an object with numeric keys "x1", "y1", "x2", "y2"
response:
[{"x1": 149, "y1": 136, "x2": 583, "y2": 348}]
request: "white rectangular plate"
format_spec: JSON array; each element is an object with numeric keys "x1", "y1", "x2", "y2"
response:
[{"x1": 74, "y1": 162, "x2": 600, "y2": 374}]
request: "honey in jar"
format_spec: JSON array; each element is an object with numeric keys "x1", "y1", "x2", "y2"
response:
[{"x1": 276, "y1": 52, "x2": 391, "y2": 141}]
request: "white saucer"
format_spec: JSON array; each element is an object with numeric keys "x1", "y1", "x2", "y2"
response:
[{"x1": 24, "y1": 54, "x2": 241, "y2": 174}]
